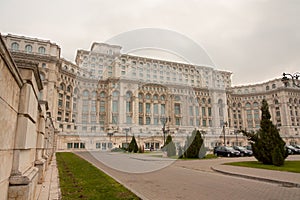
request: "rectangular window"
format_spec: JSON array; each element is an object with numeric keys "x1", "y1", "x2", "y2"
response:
[
  {"x1": 102, "y1": 143, "x2": 107, "y2": 150},
  {"x1": 175, "y1": 118, "x2": 180, "y2": 125},
  {"x1": 112, "y1": 115, "x2": 118, "y2": 124},
  {"x1": 100, "y1": 101, "x2": 105, "y2": 112},
  {"x1": 189, "y1": 106, "x2": 193, "y2": 116},
  {"x1": 126, "y1": 116, "x2": 132, "y2": 124},
  {"x1": 195, "y1": 107, "x2": 199, "y2": 116},
  {"x1": 67, "y1": 143, "x2": 73, "y2": 149},
  {"x1": 146, "y1": 117, "x2": 151, "y2": 125},
  {"x1": 161, "y1": 104, "x2": 165, "y2": 115},
  {"x1": 202, "y1": 107, "x2": 206, "y2": 116},
  {"x1": 208, "y1": 107, "x2": 212, "y2": 117},
  {"x1": 96, "y1": 143, "x2": 101, "y2": 149},
  {"x1": 112, "y1": 101, "x2": 118, "y2": 112},
  {"x1": 139, "y1": 102, "x2": 143, "y2": 113},
  {"x1": 58, "y1": 99, "x2": 63, "y2": 107},
  {"x1": 154, "y1": 117, "x2": 159, "y2": 125},
  {"x1": 175, "y1": 104, "x2": 181, "y2": 115},
  {"x1": 202, "y1": 119, "x2": 207, "y2": 127},
  {"x1": 139, "y1": 117, "x2": 143, "y2": 125},
  {"x1": 74, "y1": 143, "x2": 79, "y2": 148},
  {"x1": 146, "y1": 103, "x2": 151, "y2": 114},
  {"x1": 154, "y1": 104, "x2": 158, "y2": 114},
  {"x1": 80, "y1": 143, "x2": 85, "y2": 148},
  {"x1": 126, "y1": 101, "x2": 132, "y2": 112}
]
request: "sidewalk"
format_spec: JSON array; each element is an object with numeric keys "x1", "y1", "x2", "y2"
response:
[
  {"x1": 35, "y1": 153, "x2": 61, "y2": 200},
  {"x1": 211, "y1": 163, "x2": 300, "y2": 188}
]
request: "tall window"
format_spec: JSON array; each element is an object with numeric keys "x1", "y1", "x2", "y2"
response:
[
  {"x1": 174, "y1": 103, "x2": 181, "y2": 115},
  {"x1": 161, "y1": 104, "x2": 165, "y2": 115},
  {"x1": 112, "y1": 101, "x2": 118, "y2": 112},
  {"x1": 146, "y1": 103, "x2": 151, "y2": 114}
]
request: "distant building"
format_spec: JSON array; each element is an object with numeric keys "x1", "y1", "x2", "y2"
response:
[{"x1": 2, "y1": 33, "x2": 299, "y2": 155}]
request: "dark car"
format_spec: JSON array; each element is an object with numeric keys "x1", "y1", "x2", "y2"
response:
[
  {"x1": 233, "y1": 146, "x2": 253, "y2": 156},
  {"x1": 286, "y1": 145, "x2": 300, "y2": 155},
  {"x1": 214, "y1": 146, "x2": 240, "y2": 157},
  {"x1": 292, "y1": 144, "x2": 300, "y2": 149}
]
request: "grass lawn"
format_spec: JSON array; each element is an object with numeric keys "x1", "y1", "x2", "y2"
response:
[
  {"x1": 56, "y1": 152, "x2": 140, "y2": 200},
  {"x1": 225, "y1": 160, "x2": 300, "y2": 173}
]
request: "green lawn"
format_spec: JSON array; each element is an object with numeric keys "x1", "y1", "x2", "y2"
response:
[
  {"x1": 225, "y1": 160, "x2": 300, "y2": 173},
  {"x1": 56, "y1": 152, "x2": 140, "y2": 200}
]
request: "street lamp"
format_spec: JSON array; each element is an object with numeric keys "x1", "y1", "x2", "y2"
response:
[
  {"x1": 123, "y1": 127, "x2": 130, "y2": 148},
  {"x1": 160, "y1": 116, "x2": 171, "y2": 146},
  {"x1": 222, "y1": 121, "x2": 228, "y2": 146},
  {"x1": 282, "y1": 72, "x2": 300, "y2": 88},
  {"x1": 234, "y1": 130, "x2": 239, "y2": 146}
]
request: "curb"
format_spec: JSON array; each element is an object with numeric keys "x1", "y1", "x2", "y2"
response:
[{"x1": 211, "y1": 166, "x2": 300, "y2": 188}]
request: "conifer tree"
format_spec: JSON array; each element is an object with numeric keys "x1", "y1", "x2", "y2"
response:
[
  {"x1": 185, "y1": 130, "x2": 205, "y2": 158},
  {"x1": 245, "y1": 99, "x2": 287, "y2": 165},
  {"x1": 128, "y1": 136, "x2": 138, "y2": 153}
]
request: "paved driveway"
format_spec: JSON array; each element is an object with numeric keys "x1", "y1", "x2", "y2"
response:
[{"x1": 76, "y1": 152, "x2": 300, "y2": 200}]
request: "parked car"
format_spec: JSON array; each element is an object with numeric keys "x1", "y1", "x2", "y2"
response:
[
  {"x1": 292, "y1": 144, "x2": 300, "y2": 149},
  {"x1": 286, "y1": 145, "x2": 300, "y2": 155},
  {"x1": 233, "y1": 146, "x2": 253, "y2": 156},
  {"x1": 214, "y1": 146, "x2": 240, "y2": 157}
]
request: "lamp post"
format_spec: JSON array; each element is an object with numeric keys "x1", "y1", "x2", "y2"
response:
[
  {"x1": 234, "y1": 130, "x2": 238, "y2": 146},
  {"x1": 123, "y1": 127, "x2": 130, "y2": 148},
  {"x1": 160, "y1": 116, "x2": 171, "y2": 146},
  {"x1": 282, "y1": 72, "x2": 300, "y2": 88},
  {"x1": 222, "y1": 121, "x2": 228, "y2": 146}
]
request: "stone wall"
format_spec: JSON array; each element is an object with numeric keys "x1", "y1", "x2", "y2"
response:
[{"x1": 0, "y1": 34, "x2": 57, "y2": 200}]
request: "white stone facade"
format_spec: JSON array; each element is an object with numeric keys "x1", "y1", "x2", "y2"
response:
[{"x1": 2, "y1": 33, "x2": 300, "y2": 157}]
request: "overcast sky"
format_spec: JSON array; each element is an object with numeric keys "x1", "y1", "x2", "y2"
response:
[{"x1": 0, "y1": 0, "x2": 299, "y2": 86}]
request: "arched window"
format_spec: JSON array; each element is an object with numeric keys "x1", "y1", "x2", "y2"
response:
[
  {"x1": 245, "y1": 102, "x2": 251, "y2": 108},
  {"x1": 91, "y1": 91, "x2": 97, "y2": 98},
  {"x1": 202, "y1": 98, "x2": 206, "y2": 104},
  {"x1": 208, "y1": 98, "x2": 211, "y2": 104},
  {"x1": 59, "y1": 83, "x2": 65, "y2": 91},
  {"x1": 160, "y1": 95, "x2": 165, "y2": 100},
  {"x1": 274, "y1": 99, "x2": 279, "y2": 105},
  {"x1": 146, "y1": 93, "x2": 151, "y2": 99},
  {"x1": 67, "y1": 85, "x2": 72, "y2": 93},
  {"x1": 83, "y1": 90, "x2": 89, "y2": 97},
  {"x1": 253, "y1": 102, "x2": 259, "y2": 107},
  {"x1": 126, "y1": 91, "x2": 132, "y2": 98},
  {"x1": 175, "y1": 95, "x2": 181, "y2": 101},
  {"x1": 272, "y1": 84, "x2": 276, "y2": 89},
  {"x1": 100, "y1": 91, "x2": 106, "y2": 98},
  {"x1": 138, "y1": 93, "x2": 143, "y2": 99},
  {"x1": 25, "y1": 44, "x2": 32, "y2": 53},
  {"x1": 153, "y1": 94, "x2": 158, "y2": 100},
  {"x1": 266, "y1": 85, "x2": 270, "y2": 91},
  {"x1": 112, "y1": 91, "x2": 119, "y2": 97},
  {"x1": 11, "y1": 42, "x2": 19, "y2": 51},
  {"x1": 74, "y1": 88, "x2": 79, "y2": 95},
  {"x1": 38, "y1": 46, "x2": 46, "y2": 54}
]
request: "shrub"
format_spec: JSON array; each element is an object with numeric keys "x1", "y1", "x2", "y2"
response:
[{"x1": 128, "y1": 136, "x2": 138, "y2": 153}]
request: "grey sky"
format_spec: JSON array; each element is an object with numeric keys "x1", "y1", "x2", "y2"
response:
[{"x1": 0, "y1": 0, "x2": 299, "y2": 85}]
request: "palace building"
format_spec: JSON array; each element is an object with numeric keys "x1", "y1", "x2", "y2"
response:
[{"x1": 2, "y1": 33, "x2": 300, "y2": 154}]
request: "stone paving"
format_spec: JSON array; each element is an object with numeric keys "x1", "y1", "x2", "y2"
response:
[{"x1": 39, "y1": 152, "x2": 300, "y2": 200}]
